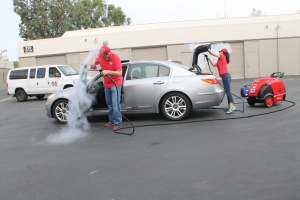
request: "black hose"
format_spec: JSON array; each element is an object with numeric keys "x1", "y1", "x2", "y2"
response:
[{"x1": 118, "y1": 99, "x2": 295, "y2": 131}]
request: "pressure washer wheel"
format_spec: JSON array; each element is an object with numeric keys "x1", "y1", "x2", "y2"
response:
[
  {"x1": 247, "y1": 97, "x2": 256, "y2": 106},
  {"x1": 264, "y1": 96, "x2": 274, "y2": 108}
]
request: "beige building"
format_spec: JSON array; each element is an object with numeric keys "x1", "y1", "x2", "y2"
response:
[
  {"x1": 17, "y1": 14, "x2": 300, "y2": 78},
  {"x1": 0, "y1": 60, "x2": 13, "y2": 90}
]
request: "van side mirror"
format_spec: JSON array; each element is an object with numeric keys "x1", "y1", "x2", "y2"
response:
[{"x1": 55, "y1": 73, "x2": 61, "y2": 77}]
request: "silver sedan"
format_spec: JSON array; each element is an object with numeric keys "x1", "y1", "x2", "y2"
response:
[{"x1": 46, "y1": 44, "x2": 224, "y2": 123}]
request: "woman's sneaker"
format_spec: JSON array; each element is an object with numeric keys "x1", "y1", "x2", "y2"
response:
[
  {"x1": 223, "y1": 107, "x2": 230, "y2": 112},
  {"x1": 226, "y1": 106, "x2": 236, "y2": 114}
]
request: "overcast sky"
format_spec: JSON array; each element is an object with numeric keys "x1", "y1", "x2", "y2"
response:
[{"x1": 0, "y1": 0, "x2": 299, "y2": 61}]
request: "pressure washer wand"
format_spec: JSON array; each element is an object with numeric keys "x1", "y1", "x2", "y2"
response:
[{"x1": 99, "y1": 69, "x2": 135, "y2": 135}]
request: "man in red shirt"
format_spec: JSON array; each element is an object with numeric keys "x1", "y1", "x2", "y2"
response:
[{"x1": 90, "y1": 45, "x2": 123, "y2": 131}]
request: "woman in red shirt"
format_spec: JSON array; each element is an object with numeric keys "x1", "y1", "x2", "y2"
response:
[{"x1": 207, "y1": 48, "x2": 236, "y2": 114}]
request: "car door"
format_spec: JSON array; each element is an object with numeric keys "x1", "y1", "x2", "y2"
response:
[
  {"x1": 123, "y1": 63, "x2": 171, "y2": 109},
  {"x1": 48, "y1": 67, "x2": 64, "y2": 93},
  {"x1": 28, "y1": 68, "x2": 37, "y2": 94},
  {"x1": 36, "y1": 67, "x2": 48, "y2": 94}
]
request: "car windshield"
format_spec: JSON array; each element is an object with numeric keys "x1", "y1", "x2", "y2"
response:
[{"x1": 58, "y1": 66, "x2": 79, "y2": 76}]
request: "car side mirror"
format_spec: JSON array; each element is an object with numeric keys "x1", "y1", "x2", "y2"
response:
[{"x1": 55, "y1": 73, "x2": 61, "y2": 77}]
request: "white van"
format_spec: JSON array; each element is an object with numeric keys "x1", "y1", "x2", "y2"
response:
[{"x1": 7, "y1": 65, "x2": 80, "y2": 102}]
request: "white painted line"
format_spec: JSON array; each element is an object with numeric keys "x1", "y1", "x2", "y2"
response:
[{"x1": 0, "y1": 97, "x2": 12, "y2": 103}]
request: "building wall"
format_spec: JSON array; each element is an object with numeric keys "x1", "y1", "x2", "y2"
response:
[
  {"x1": 0, "y1": 60, "x2": 13, "y2": 90},
  {"x1": 0, "y1": 68, "x2": 10, "y2": 90},
  {"x1": 17, "y1": 14, "x2": 300, "y2": 78}
]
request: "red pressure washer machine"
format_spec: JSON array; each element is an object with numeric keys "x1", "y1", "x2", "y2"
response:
[{"x1": 240, "y1": 72, "x2": 286, "y2": 108}]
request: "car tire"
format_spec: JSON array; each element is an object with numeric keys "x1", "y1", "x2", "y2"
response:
[
  {"x1": 264, "y1": 96, "x2": 274, "y2": 108},
  {"x1": 53, "y1": 99, "x2": 69, "y2": 124},
  {"x1": 160, "y1": 92, "x2": 191, "y2": 121},
  {"x1": 247, "y1": 97, "x2": 256, "y2": 106},
  {"x1": 16, "y1": 89, "x2": 28, "y2": 102},
  {"x1": 36, "y1": 95, "x2": 45, "y2": 100}
]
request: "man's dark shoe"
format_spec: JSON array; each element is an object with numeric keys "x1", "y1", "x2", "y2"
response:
[
  {"x1": 104, "y1": 122, "x2": 114, "y2": 127},
  {"x1": 112, "y1": 125, "x2": 122, "y2": 131}
]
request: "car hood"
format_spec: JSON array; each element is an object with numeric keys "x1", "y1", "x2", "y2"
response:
[
  {"x1": 51, "y1": 86, "x2": 76, "y2": 100},
  {"x1": 191, "y1": 43, "x2": 211, "y2": 73}
]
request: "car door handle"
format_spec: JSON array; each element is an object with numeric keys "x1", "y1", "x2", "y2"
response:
[{"x1": 153, "y1": 81, "x2": 164, "y2": 85}]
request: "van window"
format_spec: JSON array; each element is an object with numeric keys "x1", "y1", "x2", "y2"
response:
[
  {"x1": 37, "y1": 68, "x2": 46, "y2": 78},
  {"x1": 49, "y1": 67, "x2": 60, "y2": 78},
  {"x1": 9, "y1": 69, "x2": 28, "y2": 80},
  {"x1": 30, "y1": 68, "x2": 36, "y2": 79},
  {"x1": 58, "y1": 65, "x2": 78, "y2": 76}
]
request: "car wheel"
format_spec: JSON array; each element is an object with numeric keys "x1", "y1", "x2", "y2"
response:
[
  {"x1": 160, "y1": 93, "x2": 191, "y2": 121},
  {"x1": 264, "y1": 96, "x2": 273, "y2": 108},
  {"x1": 53, "y1": 99, "x2": 69, "y2": 124},
  {"x1": 36, "y1": 95, "x2": 45, "y2": 100},
  {"x1": 247, "y1": 97, "x2": 256, "y2": 106},
  {"x1": 16, "y1": 89, "x2": 28, "y2": 102}
]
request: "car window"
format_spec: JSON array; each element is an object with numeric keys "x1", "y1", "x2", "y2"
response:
[
  {"x1": 30, "y1": 68, "x2": 36, "y2": 79},
  {"x1": 37, "y1": 68, "x2": 46, "y2": 78},
  {"x1": 89, "y1": 75, "x2": 104, "y2": 88},
  {"x1": 127, "y1": 63, "x2": 166, "y2": 80},
  {"x1": 49, "y1": 67, "x2": 60, "y2": 78},
  {"x1": 159, "y1": 65, "x2": 170, "y2": 77},
  {"x1": 9, "y1": 69, "x2": 28, "y2": 80}
]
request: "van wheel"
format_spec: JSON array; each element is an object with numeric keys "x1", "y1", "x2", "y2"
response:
[
  {"x1": 36, "y1": 95, "x2": 45, "y2": 100},
  {"x1": 160, "y1": 93, "x2": 191, "y2": 121},
  {"x1": 16, "y1": 89, "x2": 28, "y2": 102},
  {"x1": 53, "y1": 99, "x2": 69, "y2": 124}
]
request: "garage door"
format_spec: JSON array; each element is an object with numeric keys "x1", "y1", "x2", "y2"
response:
[
  {"x1": 36, "y1": 55, "x2": 67, "y2": 66},
  {"x1": 132, "y1": 47, "x2": 167, "y2": 61},
  {"x1": 229, "y1": 42, "x2": 244, "y2": 78}
]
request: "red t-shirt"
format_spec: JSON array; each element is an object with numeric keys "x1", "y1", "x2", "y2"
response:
[
  {"x1": 96, "y1": 52, "x2": 122, "y2": 88},
  {"x1": 216, "y1": 54, "x2": 229, "y2": 76}
]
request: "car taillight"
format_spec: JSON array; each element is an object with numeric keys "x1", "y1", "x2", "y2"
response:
[{"x1": 201, "y1": 78, "x2": 219, "y2": 84}]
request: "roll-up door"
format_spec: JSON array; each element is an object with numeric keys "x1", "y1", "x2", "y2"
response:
[
  {"x1": 132, "y1": 47, "x2": 167, "y2": 61},
  {"x1": 228, "y1": 42, "x2": 244, "y2": 78},
  {"x1": 36, "y1": 55, "x2": 67, "y2": 66}
]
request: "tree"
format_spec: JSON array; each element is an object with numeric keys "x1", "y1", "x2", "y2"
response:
[
  {"x1": 13, "y1": 61, "x2": 19, "y2": 69},
  {"x1": 72, "y1": 0, "x2": 106, "y2": 30},
  {"x1": 250, "y1": 8, "x2": 263, "y2": 17},
  {"x1": 13, "y1": 0, "x2": 132, "y2": 40},
  {"x1": 102, "y1": 4, "x2": 132, "y2": 27}
]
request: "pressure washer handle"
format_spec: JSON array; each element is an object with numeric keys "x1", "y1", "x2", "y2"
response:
[{"x1": 99, "y1": 69, "x2": 115, "y2": 83}]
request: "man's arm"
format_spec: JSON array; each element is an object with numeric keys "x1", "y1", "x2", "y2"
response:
[{"x1": 102, "y1": 70, "x2": 122, "y2": 76}]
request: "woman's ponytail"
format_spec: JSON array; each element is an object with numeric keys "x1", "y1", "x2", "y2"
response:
[{"x1": 224, "y1": 52, "x2": 230, "y2": 64}]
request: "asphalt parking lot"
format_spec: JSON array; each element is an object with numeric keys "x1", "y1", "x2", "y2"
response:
[{"x1": 0, "y1": 76, "x2": 300, "y2": 200}]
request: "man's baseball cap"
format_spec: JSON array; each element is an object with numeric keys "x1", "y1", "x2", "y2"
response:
[
  {"x1": 99, "y1": 45, "x2": 111, "y2": 55},
  {"x1": 221, "y1": 48, "x2": 228, "y2": 53}
]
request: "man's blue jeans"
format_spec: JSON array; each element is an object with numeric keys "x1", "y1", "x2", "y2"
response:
[
  {"x1": 221, "y1": 73, "x2": 234, "y2": 104},
  {"x1": 104, "y1": 86, "x2": 122, "y2": 125}
]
